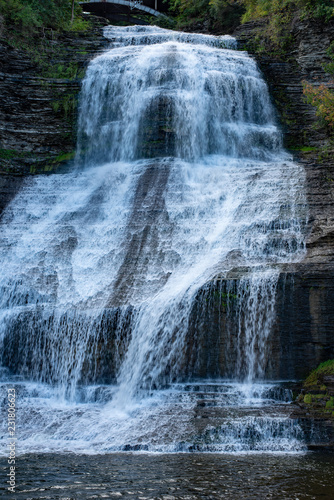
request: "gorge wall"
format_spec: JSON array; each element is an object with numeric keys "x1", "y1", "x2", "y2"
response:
[
  {"x1": 232, "y1": 16, "x2": 334, "y2": 442},
  {"x1": 0, "y1": 14, "x2": 110, "y2": 175},
  {"x1": 232, "y1": 17, "x2": 334, "y2": 376},
  {"x1": 234, "y1": 16, "x2": 334, "y2": 265}
]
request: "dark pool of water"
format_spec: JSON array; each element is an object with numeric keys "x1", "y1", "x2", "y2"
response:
[{"x1": 1, "y1": 452, "x2": 334, "y2": 499}]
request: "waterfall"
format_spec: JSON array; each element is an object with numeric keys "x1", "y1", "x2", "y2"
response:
[{"x1": 0, "y1": 26, "x2": 308, "y2": 454}]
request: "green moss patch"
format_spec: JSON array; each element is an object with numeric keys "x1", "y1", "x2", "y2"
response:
[
  {"x1": 42, "y1": 151, "x2": 76, "y2": 172},
  {"x1": 304, "y1": 359, "x2": 334, "y2": 387},
  {"x1": 0, "y1": 149, "x2": 33, "y2": 160},
  {"x1": 326, "y1": 397, "x2": 334, "y2": 409},
  {"x1": 296, "y1": 360, "x2": 334, "y2": 421},
  {"x1": 303, "y1": 394, "x2": 313, "y2": 404}
]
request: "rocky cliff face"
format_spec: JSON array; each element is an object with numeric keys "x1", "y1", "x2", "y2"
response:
[
  {"x1": 187, "y1": 267, "x2": 334, "y2": 381},
  {"x1": 234, "y1": 17, "x2": 334, "y2": 263},
  {"x1": 234, "y1": 17, "x2": 334, "y2": 258},
  {"x1": 0, "y1": 15, "x2": 110, "y2": 175},
  {"x1": 234, "y1": 17, "x2": 334, "y2": 147},
  {"x1": 232, "y1": 16, "x2": 334, "y2": 446},
  {"x1": 233, "y1": 17, "x2": 334, "y2": 326}
]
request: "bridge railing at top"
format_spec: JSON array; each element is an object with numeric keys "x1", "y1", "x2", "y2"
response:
[
  {"x1": 80, "y1": 0, "x2": 165, "y2": 18},
  {"x1": 129, "y1": 0, "x2": 143, "y2": 9}
]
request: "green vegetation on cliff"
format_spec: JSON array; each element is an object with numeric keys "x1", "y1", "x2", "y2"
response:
[
  {"x1": 303, "y1": 41, "x2": 334, "y2": 132},
  {"x1": 240, "y1": 0, "x2": 334, "y2": 22},
  {"x1": 169, "y1": 0, "x2": 334, "y2": 32},
  {"x1": 304, "y1": 359, "x2": 334, "y2": 387},
  {"x1": 168, "y1": 0, "x2": 244, "y2": 32},
  {"x1": 0, "y1": 0, "x2": 91, "y2": 76},
  {"x1": 0, "y1": 1, "x2": 100, "y2": 174},
  {"x1": 297, "y1": 360, "x2": 334, "y2": 420},
  {"x1": 0, "y1": 0, "x2": 88, "y2": 37}
]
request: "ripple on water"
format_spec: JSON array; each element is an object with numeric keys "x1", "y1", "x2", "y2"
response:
[{"x1": 1, "y1": 452, "x2": 334, "y2": 499}]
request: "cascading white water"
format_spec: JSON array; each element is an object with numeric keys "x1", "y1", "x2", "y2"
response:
[{"x1": 0, "y1": 26, "x2": 308, "y2": 454}]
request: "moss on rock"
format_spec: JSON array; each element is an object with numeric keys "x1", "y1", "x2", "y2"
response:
[
  {"x1": 296, "y1": 360, "x2": 334, "y2": 422},
  {"x1": 304, "y1": 359, "x2": 334, "y2": 387}
]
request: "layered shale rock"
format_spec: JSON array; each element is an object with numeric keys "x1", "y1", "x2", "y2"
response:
[
  {"x1": 235, "y1": 18, "x2": 334, "y2": 262},
  {"x1": 233, "y1": 17, "x2": 334, "y2": 441},
  {"x1": 234, "y1": 16, "x2": 334, "y2": 149},
  {"x1": 188, "y1": 267, "x2": 334, "y2": 381},
  {"x1": 233, "y1": 16, "x2": 334, "y2": 330},
  {"x1": 0, "y1": 15, "x2": 110, "y2": 175}
]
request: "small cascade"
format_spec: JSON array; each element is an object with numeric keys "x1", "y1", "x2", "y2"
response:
[
  {"x1": 103, "y1": 25, "x2": 237, "y2": 48},
  {"x1": 0, "y1": 26, "x2": 309, "y2": 455},
  {"x1": 0, "y1": 379, "x2": 306, "y2": 454}
]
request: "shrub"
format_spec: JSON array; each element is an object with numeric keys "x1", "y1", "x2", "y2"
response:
[
  {"x1": 169, "y1": 0, "x2": 245, "y2": 31},
  {"x1": 299, "y1": 0, "x2": 334, "y2": 21},
  {"x1": 303, "y1": 81, "x2": 334, "y2": 129},
  {"x1": 240, "y1": 0, "x2": 334, "y2": 22},
  {"x1": 209, "y1": 0, "x2": 245, "y2": 31},
  {"x1": 0, "y1": 0, "x2": 41, "y2": 35}
]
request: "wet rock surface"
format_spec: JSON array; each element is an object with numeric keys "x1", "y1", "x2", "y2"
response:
[
  {"x1": 0, "y1": 175, "x2": 24, "y2": 219},
  {"x1": 233, "y1": 16, "x2": 334, "y2": 442},
  {"x1": 234, "y1": 17, "x2": 334, "y2": 148},
  {"x1": 187, "y1": 268, "x2": 334, "y2": 382}
]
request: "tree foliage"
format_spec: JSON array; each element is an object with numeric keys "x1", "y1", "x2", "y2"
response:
[
  {"x1": 0, "y1": 0, "x2": 85, "y2": 35},
  {"x1": 303, "y1": 82, "x2": 334, "y2": 128},
  {"x1": 169, "y1": 0, "x2": 334, "y2": 25},
  {"x1": 228, "y1": 0, "x2": 334, "y2": 22},
  {"x1": 168, "y1": 0, "x2": 245, "y2": 31}
]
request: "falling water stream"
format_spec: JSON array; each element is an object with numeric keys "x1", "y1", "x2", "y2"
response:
[{"x1": 0, "y1": 26, "x2": 309, "y2": 455}]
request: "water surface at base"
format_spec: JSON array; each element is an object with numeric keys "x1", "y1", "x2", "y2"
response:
[{"x1": 1, "y1": 452, "x2": 334, "y2": 499}]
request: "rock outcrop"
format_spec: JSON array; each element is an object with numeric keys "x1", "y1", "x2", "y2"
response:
[
  {"x1": 0, "y1": 15, "x2": 110, "y2": 175},
  {"x1": 233, "y1": 15, "x2": 334, "y2": 446},
  {"x1": 186, "y1": 267, "x2": 334, "y2": 381},
  {"x1": 234, "y1": 17, "x2": 334, "y2": 262},
  {"x1": 291, "y1": 361, "x2": 334, "y2": 451},
  {"x1": 230, "y1": 16, "x2": 334, "y2": 350},
  {"x1": 234, "y1": 17, "x2": 334, "y2": 146}
]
